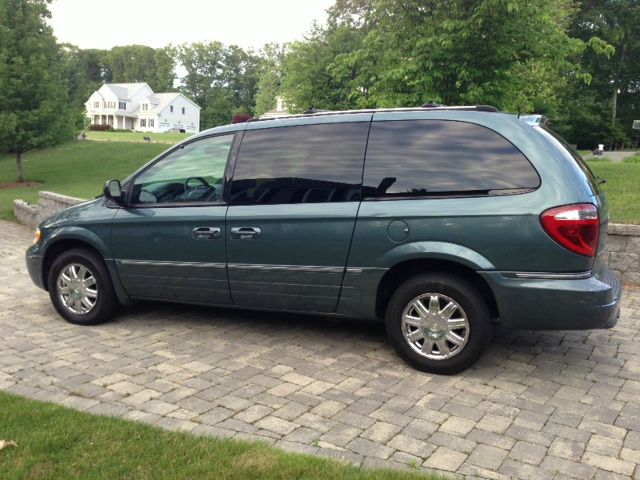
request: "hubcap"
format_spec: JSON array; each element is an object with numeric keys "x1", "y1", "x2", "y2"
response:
[
  {"x1": 401, "y1": 293, "x2": 469, "y2": 360},
  {"x1": 57, "y1": 263, "x2": 98, "y2": 315}
]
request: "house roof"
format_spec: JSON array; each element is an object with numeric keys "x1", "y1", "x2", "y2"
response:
[
  {"x1": 146, "y1": 93, "x2": 181, "y2": 114},
  {"x1": 103, "y1": 83, "x2": 150, "y2": 100},
  {"x1": 145, "y1": 92, "x2": 202, "y2": 114}
]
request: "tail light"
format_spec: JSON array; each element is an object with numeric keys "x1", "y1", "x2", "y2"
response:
[{"x1": 540, "y1": 204, "x2": 599, "y2": 257}]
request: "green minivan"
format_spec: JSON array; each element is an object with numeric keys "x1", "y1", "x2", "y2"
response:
[{"x1": 26, "y1": 106, "x2": 621, "y2": 373}]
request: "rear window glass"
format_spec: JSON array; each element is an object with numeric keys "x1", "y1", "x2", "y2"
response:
[
  {"x1": 362, "y1": 120, "x2": 540, "y2": 198},
  {"x1": 537, "y1": 127, "x2": 601, "y2": 194}
]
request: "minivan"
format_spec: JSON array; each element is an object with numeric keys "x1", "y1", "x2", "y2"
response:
[{"x1": 26, "y1": 106, "x2": 621, "y2": 373}]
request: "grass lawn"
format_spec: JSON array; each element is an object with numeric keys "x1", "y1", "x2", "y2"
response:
[
  {"x1": 86, "y1": 130, "x2": 192, "y2": 144},
  {"x1": 0, "y1": 391, "x2": 438, "y2": 480},
  {"x1": 587, "y1": 160, "x2": 640, "y2": 224},
  {"x1": 0, "y1": 141, "x2": 167, "y2": 220}
]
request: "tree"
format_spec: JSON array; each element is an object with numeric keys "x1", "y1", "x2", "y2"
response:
[
  {"x1": 0, "y1": 0, "x2": 77, "y2": 182},
  {"x1": 105, "y1": 44, "x2": 176, "y2": 92},
  {"x1": 255, "y1": 43, "x2": 286, "y2": 116},
  {"x1": 177, "y1": 41, "x2": 261, "y2": 128},
  {"x1": 564, "y1": 0, "x2": 640, "y2": 148}
]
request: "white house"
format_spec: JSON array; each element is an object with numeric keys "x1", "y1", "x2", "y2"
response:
[{"x1": 85, "y1": 83, "x2": 201, "y2": 133}]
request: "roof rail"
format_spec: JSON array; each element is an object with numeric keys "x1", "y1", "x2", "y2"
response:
[
  {"x1": 250, "y1": 105, "x2": 500, "y2": 123},
  {"x1": 420, "y1": 102, "x2": 497, "y2": 112}
]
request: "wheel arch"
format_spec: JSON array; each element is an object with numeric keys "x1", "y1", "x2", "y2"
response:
[
  {"x1": 375, "y1": 258, "x2": 499, "y2": 321},
  {"x1": 42, "y1": 237, "x2": 105, "y2": 291}
]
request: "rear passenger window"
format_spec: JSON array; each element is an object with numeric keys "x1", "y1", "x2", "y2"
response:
[
  {"x1": 362, "y1": 120, "x2": 540, "y2": 198},
  {"x1": 230, "y1": 123, "x2": 369, "y2": 205}
]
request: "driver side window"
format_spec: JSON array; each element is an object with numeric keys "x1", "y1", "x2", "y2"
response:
[{"x1": 131, "y1": 134, "x2": 234, "y2": 205}]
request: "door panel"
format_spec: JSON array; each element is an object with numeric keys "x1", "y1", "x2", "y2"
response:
[
  {"x1": 226, "y1": 203, "x2": 359, "y2": 312},
  {"x1": 112, "y1": 133, "x2": 235, "y2": 304},
  {"x1": 225, "y1": 120, "x2": 370, "y2": 313},
  {"x1": 112, "y1": 206, "x2": 229, "y2": 304}
]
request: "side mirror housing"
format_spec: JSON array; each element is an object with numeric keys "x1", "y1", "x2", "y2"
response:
[{"x1": 104, "y1": 179, "x2": 124, "y2": 204}]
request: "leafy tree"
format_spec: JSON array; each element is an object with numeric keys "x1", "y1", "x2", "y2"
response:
[
  {"x1": 281, "y1": 23, "x2": 367, "y2": 113},
  {"x1": 60, "y1": 44, "x2": 108, "y2": 110},
  {"x1": 565, "y1": 0, "x2": 640, "y2": 147},
  {"x1": 255, "y1": 43, "x2": 286, "y2": 116},
  {"x1": 0, "y1": 0, "x2": 77, "y2": 182},
  {"x1": 105, "y1": 44, "x2": 176, "y2": 92},
  {"x1": 178, "y1": 41, "x2": 260, "y2": 128}
]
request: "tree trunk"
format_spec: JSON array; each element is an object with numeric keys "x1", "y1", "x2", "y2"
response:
[{"x1": 16, "y1": 151, "x2": 24, "y2": 183}]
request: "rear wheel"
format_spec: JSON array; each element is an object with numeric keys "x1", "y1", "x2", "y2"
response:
[
  {"x1": 385, "y1": 273, "x2": 491, "y2": 374},
  {"x1": 48, "y1": 248, "x2": 118, "y2": 325}
]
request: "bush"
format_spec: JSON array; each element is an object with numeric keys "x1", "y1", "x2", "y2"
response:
[
  {"x1": 623, "y1": 155, "x2": 640, "y2": 163},
  {"x1": 89, "y1": 124, "x2": 113, "y2": 132},
  {"x1": 232, "y1": 114, "x2": 252, "y2": 124}
]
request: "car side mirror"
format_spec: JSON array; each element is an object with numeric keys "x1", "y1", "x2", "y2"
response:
[{"x1": 104, "y1": 179, "x2": 124, "y2": 204}]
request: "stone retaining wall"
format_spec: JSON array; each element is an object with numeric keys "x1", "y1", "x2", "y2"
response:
[
  {"x1": 12, "y1": 191, "x2": 640, "y2": 284},
  {"x1": 606, "y1": 223, "x2": 640, "y2": 284},
  {"x1": 13, "y1": 191, "x2": 85, "y2": 229}
]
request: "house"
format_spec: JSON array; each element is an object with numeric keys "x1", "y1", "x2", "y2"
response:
[{"x1": 85, "y1": 83, "x2": 201, "y2": 133}]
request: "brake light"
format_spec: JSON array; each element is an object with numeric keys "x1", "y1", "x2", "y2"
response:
[{"x1": 540, "y1": 204, "x2": 599, "y2": 257}]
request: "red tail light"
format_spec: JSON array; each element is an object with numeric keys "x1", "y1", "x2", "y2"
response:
[{"x1": 540, "y1": 204, "x2": 599, "y2": 257}]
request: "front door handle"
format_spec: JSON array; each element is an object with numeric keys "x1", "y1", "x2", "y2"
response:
[
  {"x1": 230, "y1": 227, "x2": 261, "y2": 240},
  {"x1": 192, "y1": 226, "x2": 221, "y2": 240}
]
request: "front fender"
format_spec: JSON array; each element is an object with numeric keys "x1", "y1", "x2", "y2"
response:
[{"x1": 41, "y1": 226, "x2": 111, "y2": 259}]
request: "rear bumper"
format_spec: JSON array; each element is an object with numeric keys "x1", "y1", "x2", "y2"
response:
[{"x1": 481, "y1": 267, "x2": 621, "y2": 330}]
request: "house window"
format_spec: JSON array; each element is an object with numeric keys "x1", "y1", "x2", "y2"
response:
[
  {"x1": 140, "y1": 119, "x2": 146, "y2": 127},
  {"x1": 182, "y1": 107, "x2": 185, "y2": 114},
  {"x1": 119, "y1": 101, "x2": 126, "y2": 110},
  {"x1": 93, "y1": 101, "x2": 100, "y2": 108},
  {"x1": 170, "y1": 106, "x2": 174, "y2": 113},
  {"x1": 142, "y1": 104, "x2": 148, "y2": 111},
  {"x1": 149, "y1": 119, "x2": 154, "y2": 128}
]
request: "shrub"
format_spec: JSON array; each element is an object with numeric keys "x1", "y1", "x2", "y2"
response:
[
  {"x1": 623, "y1": 155, "x2": 640, "y2": 163},
  {"x1": 232, "y1": 114, "x2": 252, "y2": 124},
  {"x1": 89, "y1": 124, "x2": 113, "y2": 132}
]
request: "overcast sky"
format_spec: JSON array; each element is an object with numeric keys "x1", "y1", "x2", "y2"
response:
[{"x1": 49, "y1": 0, "x2": 335, "y2": 51}]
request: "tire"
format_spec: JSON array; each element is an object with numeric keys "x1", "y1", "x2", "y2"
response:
[
  {"x1": 47, "y1": 248, "x2": 118, "y2": 325},
  {"x1": 385, "y1": 273, "x2": 491, "y2": 374}
]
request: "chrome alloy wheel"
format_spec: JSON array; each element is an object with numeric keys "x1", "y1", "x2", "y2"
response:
[
  {"x1": 56, "y1": 263, "x2": 98, "y2": 315},
  {"x1": 401, "y1": 293, "x2": 470, "y2": 360}
]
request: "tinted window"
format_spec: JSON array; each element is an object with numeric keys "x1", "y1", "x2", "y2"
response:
[
  {"x1": 362, "y1": 120, "x2": 540, "y2": 198},
  {"x1": 230, "y1": 123, "x2": 369, "y2": 205},
  {"x1": 537, "y1": 126, "x2": 601, "y2": 194},
  {"x1": 131, "y1": 134, "x2": 234, "y2": 205}
]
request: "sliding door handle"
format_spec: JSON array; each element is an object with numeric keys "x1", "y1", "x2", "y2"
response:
[{"x1": 230, "y1": 227, "x2": 261, "y2": 240}]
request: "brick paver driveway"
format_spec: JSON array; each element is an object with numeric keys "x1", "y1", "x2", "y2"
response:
[{"x1": 2, "y1": 220, "x2": 639, "y2": 479}]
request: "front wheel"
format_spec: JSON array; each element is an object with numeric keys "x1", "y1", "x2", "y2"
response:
[
  {"x1": 48, "y1": 248, "x2": 118, "y2": 325},
  {"x1": 385, "y1": 273, "x2": 491, "y2": 374}
]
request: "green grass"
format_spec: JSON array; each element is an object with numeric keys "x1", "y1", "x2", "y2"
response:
[
  {"x1": 87, "y1": 130, "x2": 192, "y2": 144},
  {"x1": 588, "y1": 160, "x2": 640, "y2": 224},
  {"x1": 0, "y1": 142, "x2": 167, "y2": 220},
  {"x1": 0, "y1": 391, "x2": 438, "y2": 480},
  {"x1": 623, "y1": 154, "x2": 640, "y2": 163}
]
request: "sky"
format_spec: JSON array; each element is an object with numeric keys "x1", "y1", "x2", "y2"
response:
[{"x1": 48, "y1": 0, "x2": 335, "y2": 51}]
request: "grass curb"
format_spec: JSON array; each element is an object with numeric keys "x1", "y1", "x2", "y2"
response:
[{"x1": 0, "y1": 391, "x2": 441, "y2": 480}]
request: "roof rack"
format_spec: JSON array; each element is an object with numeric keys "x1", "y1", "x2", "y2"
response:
[
  {"x1": 420, "y1": 102, "x2": 497, "y2": 113},
  {"x1": 250, "y1": 104, "x2": 500, "y2": 123}
]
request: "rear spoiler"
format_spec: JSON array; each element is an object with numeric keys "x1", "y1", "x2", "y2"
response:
[{"x1": 518, "y1": 114, "x2": 548, "y2": 127}]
